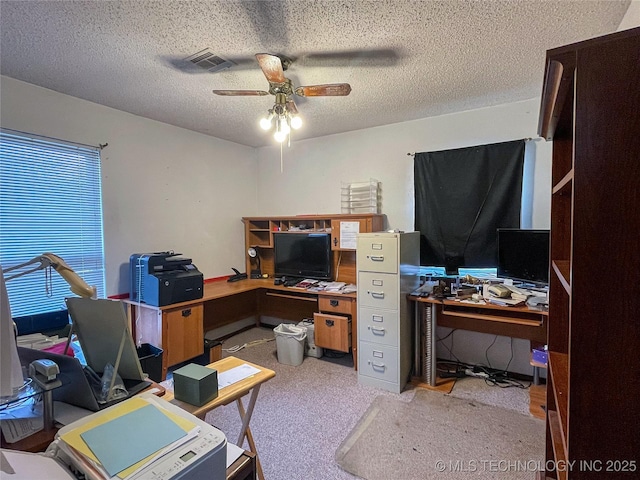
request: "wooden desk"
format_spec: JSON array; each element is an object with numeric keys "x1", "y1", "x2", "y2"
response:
[
  {"x1": 164, "y1": 356, "x2": 275, "y2": 480},
  {"x1": 125, "y1": 279, "x2": 358, "y2": 379},
  {"x1": 409, "y1": 295, "x2": 548, "y2": 388}
]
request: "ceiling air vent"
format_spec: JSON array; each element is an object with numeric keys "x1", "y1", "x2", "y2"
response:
[{"x1": 184, "y1": 49, "x2": 235, "y2": 73}]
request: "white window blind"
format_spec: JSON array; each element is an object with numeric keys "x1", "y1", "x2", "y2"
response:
[{"x1": 0, "y1": 129, "x2": 105, "y2": 318}]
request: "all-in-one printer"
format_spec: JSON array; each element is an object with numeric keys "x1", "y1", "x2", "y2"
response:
[{"x1": 129, "y1": 252, "x2": 203, "y2": 306}]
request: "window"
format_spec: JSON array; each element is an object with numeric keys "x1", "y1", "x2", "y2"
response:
[
  {"x1": 0, "y1": 129, "x2": 105, "y2": 319},
  {"x1": 414, "y1": 140, "x2": 525, "y2": 273}
]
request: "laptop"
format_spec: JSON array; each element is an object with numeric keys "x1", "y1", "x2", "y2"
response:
[{"x1": 18, "y1": 298, "x2": 151, "y2": 411}]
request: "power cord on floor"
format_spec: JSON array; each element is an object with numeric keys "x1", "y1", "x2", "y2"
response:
[
  {"x1": 435, "y1": 357, "x2": 531, "y2": 389},
  {"x1": 222, "y1": 337, "x2": 274, "y2": 353},
  {"x1": 471, "y1": 364, "x2": 531, "y2": 389}
]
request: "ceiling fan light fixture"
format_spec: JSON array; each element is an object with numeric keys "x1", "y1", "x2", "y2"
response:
[
  {"x1": 264, "y1": 106, "x2": 297, "y2": 143},
  {"x1": 279, "y1": 117, "x2": 291, "y2": 135},
  {"x1": 259, "y1": 110, "x2": 274, "y2": 130},
  {"x1": 274, "y1": 129, "x2": 287, "y2": 143},
  {"x1": 212, "y1": 53, "x2": 351, "y2": 144},
  {"x1": 290, "y1": 115, "x2": 302, "y2": 130}
]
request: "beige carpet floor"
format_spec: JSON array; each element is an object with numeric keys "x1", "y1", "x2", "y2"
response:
[
  {"x1": 336, "y1": 388, "x2": 544, "y2": 479},
  {"x1": 163, "y1": 326, "x2": 544, "y2": 479}
]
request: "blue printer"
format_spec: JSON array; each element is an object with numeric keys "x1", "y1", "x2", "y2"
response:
[{"x1": 129, "y1": 252, "x2": 203, "y2": 306}]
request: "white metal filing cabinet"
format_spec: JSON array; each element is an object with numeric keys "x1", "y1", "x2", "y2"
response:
[{"x1": 356, "y1": 232, "x2": 420, "y2": 393}]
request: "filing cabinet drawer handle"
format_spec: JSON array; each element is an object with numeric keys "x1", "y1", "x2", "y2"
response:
[
  {"x1": 370, "y1": 291, "x2": 385, "y2": 299},
  {"x1": 330, "y1": 299, "x2": 339, "y2": 307},
  {"x1": 368, "y1": 255, "x2": 384, "y2": 262},
  {"x1": 182, "y1": 309, "x2": 191, "y2": 317},
  {"x1": 369, "y1": 326, "x2": 386, "y2": 335},
  {"x1": 370, "y1": 361, "x2": 386, "y2": 371},
  {"x1": 325, "y1": 319, "x2": 335, "y2": 327}
]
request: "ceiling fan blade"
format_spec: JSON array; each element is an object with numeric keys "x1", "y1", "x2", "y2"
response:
[
  {"x1": 300, "y1": 48, "x2": 401, "y2": 67},
  {"x1": 286, "y1": 99, "x2": 299, "y2": 115},
  {"x1": 212, "y1": 90, "x2": 269, "y2": 96},
  {"x1": 295, "y1": 83, "x2": 352, "y2": 97},
  {"x1": 256, "y1": 53, "x2": 286, "y2": 83}
]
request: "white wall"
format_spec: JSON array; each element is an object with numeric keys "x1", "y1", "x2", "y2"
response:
[
  {"x1": 618, "y1": 0, "x2": 640, "y2": 30},
  {"x1": 256, "y1": 99, "x2": 553, "y2": 375},
  {"x1": 0, "y1": 76, "x2": 258, "y2": 296},
  {"x1": 256, "y1": 99, "x2": 551, "y2": 231}
]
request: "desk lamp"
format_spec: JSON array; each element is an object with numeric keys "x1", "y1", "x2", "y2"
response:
[{"x1": 248, "y1": 247, "x2": 262, "y2": 279}]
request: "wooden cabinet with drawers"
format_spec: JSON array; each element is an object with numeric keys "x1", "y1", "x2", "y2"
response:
[
  {"x1": 313, "y1": 293, "x2": 357, "y2": 362},
  {"x1": 127, "y1": 301, "x2": 204, "y2": 380},
  {"x1": 164, "y1": 304, "x2": 204, "y2": 367},
  {"x1": 356, "y1": 232, "x2": 419, "y2": 393}
]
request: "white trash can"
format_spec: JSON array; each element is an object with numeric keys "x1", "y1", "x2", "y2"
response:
[
  {"x1": 274, "y1": 324, "x2": 307, "y2": 366},
  {"x1": 298, "y1": 319, "x2": 323, "y2": 358}
]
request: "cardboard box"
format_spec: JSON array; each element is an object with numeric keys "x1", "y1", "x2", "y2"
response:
[{"x1": 173, "y1": 363, "x2": 218, "y2": 406}]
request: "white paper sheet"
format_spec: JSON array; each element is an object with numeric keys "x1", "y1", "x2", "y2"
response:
[
  {"x1": 226, "y1": 442, "x2": 244, "y2": 468},
  {"x1": 339, "y1": 222, "x2": 360, "y2": 249},
  {"x1": 0, "y1": 402, "x2": 43, "y2": 443},
  {"x1": 0, "y1": 450, "x2": 75, "y2": 479},
  {"x1": 217, "y1": 364, "x2": 261, "y2": 389},
  {"x1": 53, "y1": 401, "x2": 93, "y2": 426}
]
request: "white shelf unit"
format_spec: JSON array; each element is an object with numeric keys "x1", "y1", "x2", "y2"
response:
[{"x1": 341, "y1": 179, "x2": 380, "y2": 214}]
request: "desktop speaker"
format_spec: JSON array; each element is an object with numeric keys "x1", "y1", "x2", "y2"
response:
[{"x1": 173, "y1": 363, "x2": 218, "y2": 406}]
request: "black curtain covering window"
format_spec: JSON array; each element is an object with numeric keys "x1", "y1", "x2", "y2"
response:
[{"x1": 414, "y1": 140, "x2": 525, "y2": 272}]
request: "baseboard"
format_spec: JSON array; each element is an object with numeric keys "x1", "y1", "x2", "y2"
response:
[{"x1": 204, "y1": 317, "x2": 257, "y2": 341}]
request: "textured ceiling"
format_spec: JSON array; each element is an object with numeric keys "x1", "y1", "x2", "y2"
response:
[{"x1": 0, "y1": 1, "x2": 630, "y2": 148}]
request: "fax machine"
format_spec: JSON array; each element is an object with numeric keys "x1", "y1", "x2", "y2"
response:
[{"x1": 130, "y1": 252, "x2": 203, "y2": 306}]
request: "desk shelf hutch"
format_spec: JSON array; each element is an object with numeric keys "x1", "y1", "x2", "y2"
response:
[{"x1": 242, "y1": 214, "x2": 385, "y2": 285}]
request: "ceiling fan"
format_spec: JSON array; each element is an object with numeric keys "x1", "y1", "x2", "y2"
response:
[{"x1": 212, "y1": 53, "x2": 352, "y2": 142}]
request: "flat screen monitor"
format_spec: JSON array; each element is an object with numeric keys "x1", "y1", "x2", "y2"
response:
[
  {"x1": 273, "y1": 232, "x2": 332, "y2": 280},
  {"x1": 497, "y1": 229, "x2": 550, "y2": 286}
]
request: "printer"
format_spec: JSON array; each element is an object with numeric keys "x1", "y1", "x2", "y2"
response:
[
  {"x1": 50, "y1": 393, "x2": 227, "y2": 480},
  {"x1": 130, "y1": 252, "x2": 203, "y2": 306}
]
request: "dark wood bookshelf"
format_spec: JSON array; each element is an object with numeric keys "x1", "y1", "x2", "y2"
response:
[{"x1": 538, "y1": 26, "x2": 640, "y2": 478}]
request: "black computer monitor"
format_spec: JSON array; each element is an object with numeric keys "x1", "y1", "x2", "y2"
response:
[
  {"x1": 273, "y1": 232, "x2": 332, "y2": 280},
  {"x1": 497, "y1": 229, "x2": 550, "y2": 286}
]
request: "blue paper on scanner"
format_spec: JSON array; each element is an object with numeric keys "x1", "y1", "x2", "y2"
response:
[{"x1": 80, "y1": 404, "x2": 187, "y2": 477}]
